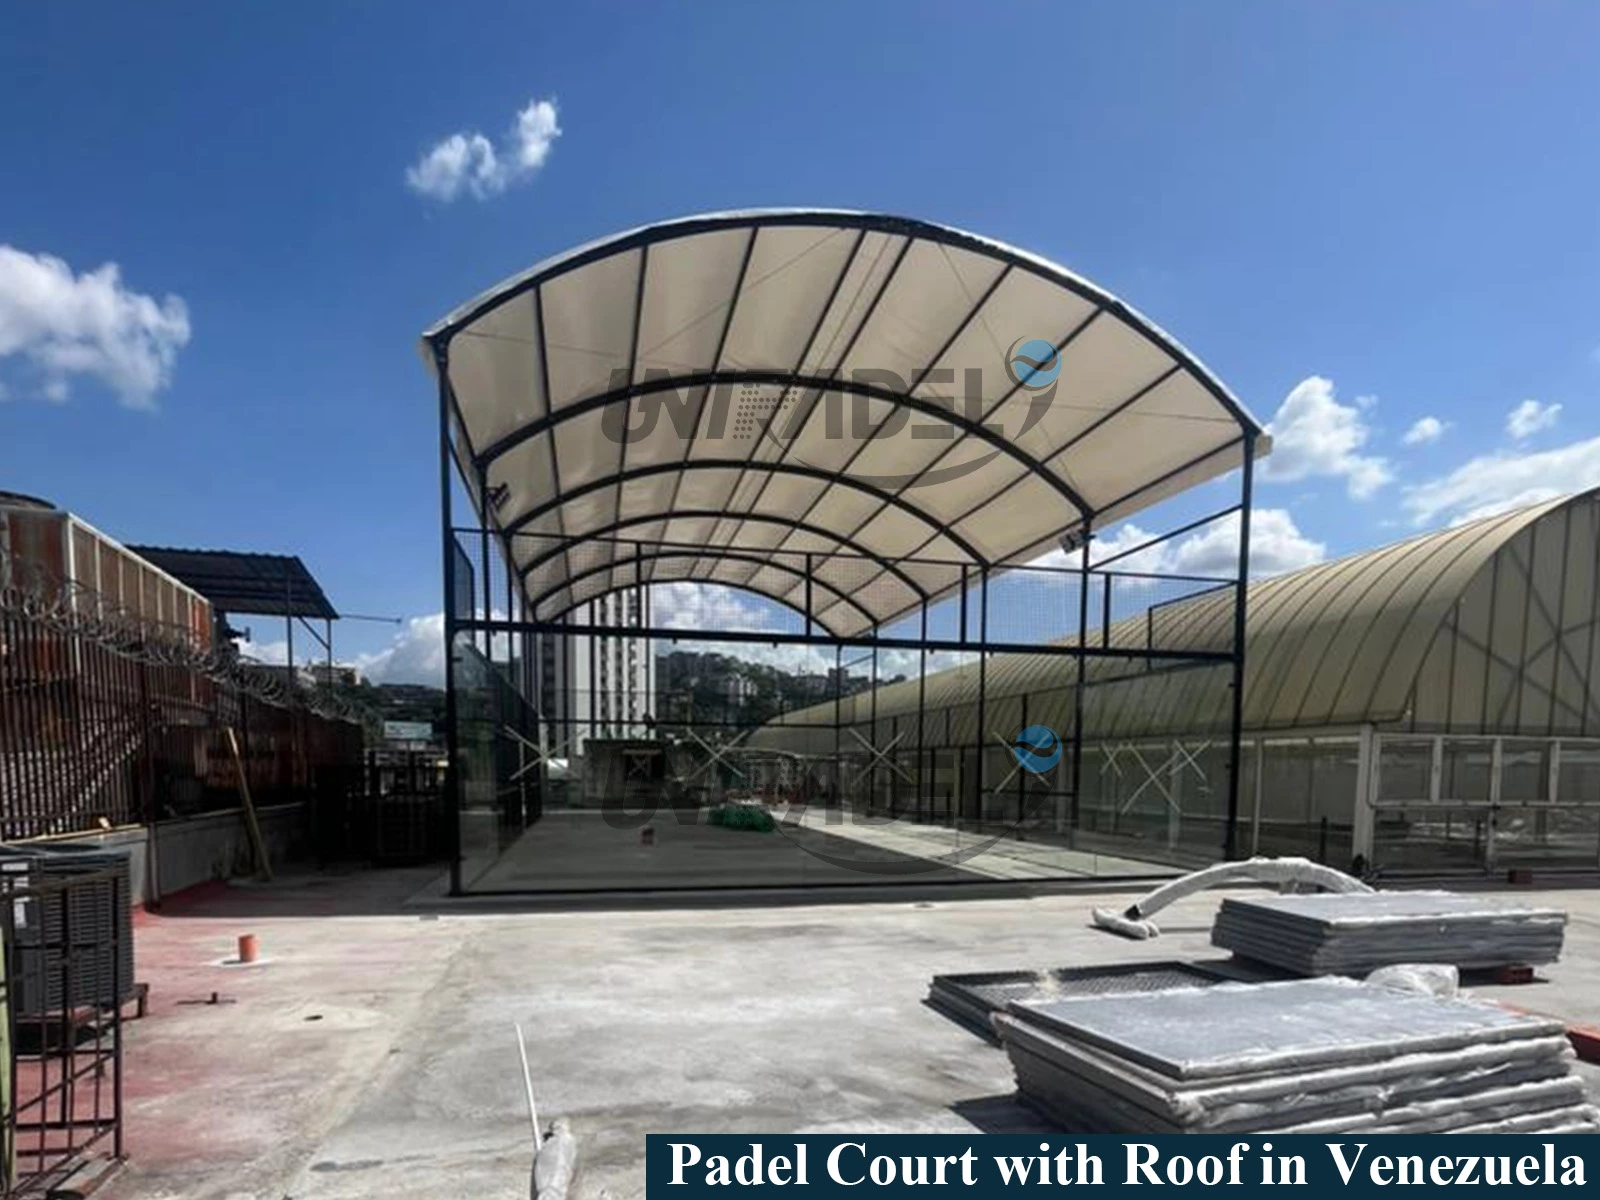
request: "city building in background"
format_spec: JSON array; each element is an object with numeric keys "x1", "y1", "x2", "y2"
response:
[
  {"x1": 303, "y1": 662, "x2": 363, "y2": 689},
  {"x1": 536, "y1": 588, "x2": 657, "y2": 756}
]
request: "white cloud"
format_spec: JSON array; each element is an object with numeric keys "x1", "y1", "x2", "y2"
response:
[
  {"x1": 239, "y1": 618, "x2": 452, "y2": 688},
  {"x1": 234, "y1": 635, "x2": 289, "y2": 666},
  {"x1": 1167, "y1": 509, "x2": 1327, "y2": 578},
  {"x1": 1089, "y1": 523, "x2": 1165, "y2": 573},
  {"x1": 1506, "y1": 398, "x2": 1561, "y2": 440},
  {"x1": 1401, "y1": 415, "x2": 1447, "y2": 446},
  {"x1": 1034, "y1": 508, "x2": 1325, "y2": 582},
  {"x1": 1403, "y1": 432, "x2": 1600, "y2": 526},
  {"x1": 653, "y1": 581, "x2": 786, "y2": 634},
  {"x1": 328, "y1": 583, "x2": 961, "y2": 690},
  {"x1": 651, "y1": 582, "x2": 836, "y2": 673},
  {"x1": 1025, "y1": 522, "x2": 1163, "y2": 574},
  {"x1": 354, "y1": 613, "x2": 447, "y2": 685},
  {"x1": 1260, "y1": 376, "x2": 1392, "y2": 498},
  {"x1": 406, "y1": 97, "x2": 561, "y2": 202},
  {"x1": 0, "y1": 246, "x2": 190, "y2": 408}
]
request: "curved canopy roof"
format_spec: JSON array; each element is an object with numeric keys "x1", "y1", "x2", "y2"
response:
[
  {"x1": 424, "y1": 210, "x2": 1267, "y2": 636},
  {"x1": 751, "y1": 491, "x2": 1595, "y2": 747}
]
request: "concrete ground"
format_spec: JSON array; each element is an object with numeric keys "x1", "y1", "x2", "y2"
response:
[
  {"x1": 467, "y1": 807, "x2": 989, "y2": 891},
  {"x1": 100, "y1": 869, "x2": 1600, "y2": 1200},
  {"x1": 783, "y1": 805, "x2": 1172, "y2": 879},
  {"x1": 465, "y1": 805, "x2": 1172, "y2": 892}
]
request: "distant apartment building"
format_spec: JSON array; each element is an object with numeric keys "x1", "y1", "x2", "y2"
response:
[
  {"x1": 302, "y1": 662, "x2": 362, "y2": 689},
  {"x1": 535, "y1": 588, "x2": 656, "y2": 755},
  {"x1": 723, "y1": 673, "x2": 757, "y2": 706}
]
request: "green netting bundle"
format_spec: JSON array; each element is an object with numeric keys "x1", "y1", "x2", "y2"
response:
[{"x1": 708, "y1": 803, "x2": 776, "y2": 833}]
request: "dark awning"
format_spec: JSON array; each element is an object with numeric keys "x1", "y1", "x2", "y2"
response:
[{"x1": 126, "y1": 546, "x2": 338, "y2": 620}]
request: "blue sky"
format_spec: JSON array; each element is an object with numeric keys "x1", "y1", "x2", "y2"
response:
[{"x1": 3, "y1": 1, "x2": 1599, "y2": 682}]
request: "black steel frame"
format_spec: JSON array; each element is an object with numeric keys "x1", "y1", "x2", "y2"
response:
[
  {"x1": 435, "y1": 508, "x2": 1253, "y2": 897},
  {"x1": 426, "y1": 213, "x2": 1263, "y2": 896}
]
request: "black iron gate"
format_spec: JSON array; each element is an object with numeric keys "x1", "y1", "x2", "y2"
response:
[{"x1": 0, "y1": 861, "x2": 126, "y2": 1197}]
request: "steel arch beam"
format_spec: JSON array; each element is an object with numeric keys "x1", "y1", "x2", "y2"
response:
[
  {"x1": 472, "y1": 369, "x2": 1090, "y2": 518},
  {"x1": 526, "y1": 547, "x2": 873, "y2": 635},
  {"x1": 502, "y1": 458, "x2": 987, "y2": 565},
  {"x1": 515, "y1": 510, "x2": 928, "y2": 605}
]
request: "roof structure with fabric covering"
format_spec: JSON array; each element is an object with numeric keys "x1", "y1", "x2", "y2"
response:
[
  {"x1": 748, "y1": 489, "x2": 1600, "y2": 749},
  {"x1": 423, "y1": 210, "x2": 1270, "y2": 637}
]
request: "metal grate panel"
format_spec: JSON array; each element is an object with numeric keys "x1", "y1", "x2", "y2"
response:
[{"x1": 927, "y1": 960, "x2": 1237, "y2": 1042}]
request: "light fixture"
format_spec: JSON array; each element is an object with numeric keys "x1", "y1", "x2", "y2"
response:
[{"x1": 1058, "y1": 527, "x2": 1093, "y2": 554}]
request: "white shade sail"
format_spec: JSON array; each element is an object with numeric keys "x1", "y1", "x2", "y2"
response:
[{"x1": 423, "y1": 210, "x2": 1268, "y2": 637}]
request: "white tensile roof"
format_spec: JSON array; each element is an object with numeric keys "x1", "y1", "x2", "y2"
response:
[{"x1": 423, "y1": 210, "x2": 1268, "y2": 637}]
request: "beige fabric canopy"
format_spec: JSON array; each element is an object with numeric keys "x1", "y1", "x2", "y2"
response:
[{"x1": 424, "y1": 210, "x2": 1268, "y2": 636}]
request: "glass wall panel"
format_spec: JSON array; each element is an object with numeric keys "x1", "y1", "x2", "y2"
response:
[
  {"x1": 1441, "y1": 740, "x2": 1492, "y2": 804},
  {"x1": 1493, "y1": 807, "x2": 1600, "y2": 869},
  {"x1": 1500, "y1": 740, "x2": 1551, "y2": 803},
  {"x1": 1251, "y1": 739, "x2": 1355, "y2": 866},
  {"x1": 1377, "y1": 737, "x2": 1432, "y2": 802},
  {"x1": 1557, "y1": 743, "x2": 1600, "y2": 804},
  {"x1": 1372, "y1": 807, "x2": 1492, "y2": 872}
]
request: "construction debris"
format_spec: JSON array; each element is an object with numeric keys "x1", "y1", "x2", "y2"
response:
[
  {"x1": 532, "y1": 1118, "x2": 578, "y2": 1200},
  {"x1": 1211, "y1": 892, "x2": 1567, "y2": 975},
  {"x1": 995, "y1": 976, "x2": 1600, "y2": 1134},
  {"x1": 1091, "y1": 857, "x2": 1373, "y2": 940},
  {"x1": 927, "y1": 962, "x2": 1238, "y2": 1040}
]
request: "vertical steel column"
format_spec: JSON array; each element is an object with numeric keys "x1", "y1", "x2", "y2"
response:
[
  {"x1": 1222, "y1": 430, "x2": 1257, "y2": 861},
  {"x1": 959, "y1": 564, "x2": 969, "y2": 645},
  {"x1": 1101, "y1": 569, "x2": 1113, "y2": 648},
  {"x1": 635, "y1": 542, "x2": 645, "y2": 735},
  {"x1": 917, "y1": 597, "x2": 928, "y2": 825},
  {"x1": 507, "y1": 543, "x2": 525, "y2": 829},
  {"x1": 976, "y1": 567, "x2": 988, "y2": 828},
  {"x1": 1018, "y1": 691, "x2": 1029, "y2": 826},
  {"x1": 1069, "y1": 521, "x2": 1092, "y2": 836},
  {"x1": 477, "y1": 465, "x2": 493, "y2": 658},
  {"x1": 284, "y1": 567, "x2": 301, "y2": 789},
  {"x1": 587, "y1": 605, "x2": 596, "y2": 742},
  {"x1": 869, "y1": 625, "x2": 879, "y2": 813},
  {"x1": 832, "y1": 642, "x2": 844, "y2": 814},
  {"x1": 433, "y1": 339, "x2": 463, "y2": 896},
  {"x1": 804, "y1": 552, "x2": 813, "y2": 638}
]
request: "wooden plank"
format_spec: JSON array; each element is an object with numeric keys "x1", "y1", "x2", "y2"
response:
[{"x1": 225, "y1": 726, "x2": 273, "y2": 882}]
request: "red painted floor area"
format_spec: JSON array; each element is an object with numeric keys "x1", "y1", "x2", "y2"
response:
[{"x1": 103, "y1": 868, "x2": 452, "y2": 1199}]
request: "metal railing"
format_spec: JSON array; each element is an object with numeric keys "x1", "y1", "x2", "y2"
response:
[
  {"x1": 2, "y1": 565, "x2": 363, "y2": 842},
  {"x1": 0, "y1": 860, "x2": 127, "y2": 1197}
]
